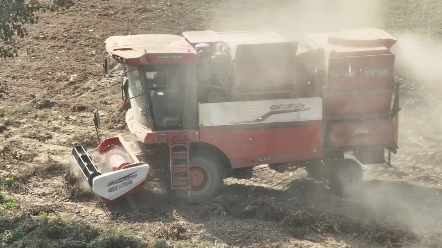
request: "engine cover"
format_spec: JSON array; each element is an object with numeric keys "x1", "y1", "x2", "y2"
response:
[{"x1": 92, "y1": 164, "x2": 150, "y2": 200}]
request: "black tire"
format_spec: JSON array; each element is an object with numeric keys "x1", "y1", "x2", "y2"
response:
[
  {"x1": 304, "y1": 160, "x2": 331, "y2": 181},
  {"x1": 328, "y1": 158, "x2": 363, "y2": 197},
  {"x1": 164, "y1": 155, "x2": 224, "y2": 203}
]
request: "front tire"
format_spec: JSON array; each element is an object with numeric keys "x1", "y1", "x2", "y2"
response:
[{"x1": 164, "y1": 155, "x2": 224, "y2": 203}]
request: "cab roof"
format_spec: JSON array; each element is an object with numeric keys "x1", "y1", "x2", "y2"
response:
[{"x1": 105, "y1": 34, "x2": 198, "y2": 66}]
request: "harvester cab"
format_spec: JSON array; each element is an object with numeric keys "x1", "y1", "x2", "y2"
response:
[{"x1": 74, "y1": 34, "x2": 200, "y2": 202}]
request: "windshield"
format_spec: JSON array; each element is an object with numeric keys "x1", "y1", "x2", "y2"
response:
[{"x1": 141, "y1": 65, "x2": 187, "y2": 130}]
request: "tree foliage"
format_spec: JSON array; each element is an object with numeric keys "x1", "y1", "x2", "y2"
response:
[{"x1": 0, "y1": 0, "x2": 73, "y2": 59}]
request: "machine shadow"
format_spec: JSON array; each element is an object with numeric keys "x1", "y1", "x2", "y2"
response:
[
  {"x1": 103, "y1": 182, "x2": 178, "y2": 223},
  {"x1": 101, "y1": 176, "x2": 441, "y2": 246}
]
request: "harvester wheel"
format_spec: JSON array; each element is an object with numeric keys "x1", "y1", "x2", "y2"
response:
[
  {"x1": 164, "y1": 155, "x2": 224, "y2": 203},
  {"x1": 328, "y1": 158, "x2": 363, "y2": 197},
  {"x1": 304, "y1": 160, "x2": 331, "y2": 181}
]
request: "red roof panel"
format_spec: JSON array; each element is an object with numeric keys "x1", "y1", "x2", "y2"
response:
[
  {"x1": 182, "y1": 30, "x2": 220, "y2": 45},
  {"x1": 105, "y1": 34, "x2": 197, "y2": 65}
]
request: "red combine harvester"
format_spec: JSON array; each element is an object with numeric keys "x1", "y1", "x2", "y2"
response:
[{"x1": 72, "y1": 27, "x2": 400, "y2": 203}]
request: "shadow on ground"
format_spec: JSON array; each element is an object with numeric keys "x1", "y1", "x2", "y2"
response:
[{"x1": 99, "y1": 176, "x2": 442, "y2": 247}]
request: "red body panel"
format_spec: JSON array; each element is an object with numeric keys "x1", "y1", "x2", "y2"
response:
[
  {"x1": 199, "y1": 121, "x2": 323, "y2": 168},
  {"x1": 327, "y1": 54, "x2": 395, "y2": 93},
  {"x1": 325, "y1": 91, "x2": 393, "y2": 117},
  {"x1": 329, "y1": 119, "x2": 395, "y2": 148},
  {"x1": 324, "y1": 54, "x2": 395, "y2": 117}
]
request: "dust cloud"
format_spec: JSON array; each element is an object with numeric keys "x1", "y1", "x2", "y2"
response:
[
  {"x1": 68, "y1": 159, "x2": 93, "y2": 192},
  {"x1": 391, "y1": 33, "x2": 442, "y2": 93},
  {"x1": 209, "y1": 0, "x2": 442, "y2": 241},
  {"x1": 212, "y1": 0, "x2": 384, "y2": 39}
]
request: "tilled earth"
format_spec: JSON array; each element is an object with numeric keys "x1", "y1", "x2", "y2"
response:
[{"x1": 1, "y1": 0, "x2": 442, "y2": 247}]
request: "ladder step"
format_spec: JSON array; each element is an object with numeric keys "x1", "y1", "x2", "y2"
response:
[
  {"x1": 171, "y1": 138, "x2": 187, "y2": 144},
  {"x1": 172, "y1": 179, "x2": 189, "y2": 185},
  {"x1": 172, "y1": 166, "x2": 188, "y2": 173},
  {"x1": 169, "y1": 134, "x2": 189, "y2": 190},
  {"x1": 171, "y1": 143, "x2": 186, "y2": 147},
  {"x1": 172, "y1": 185, "x2": 188, "y2": 189},
  {"x1": 172, "y1": 151, "x2": 188, "y2": 160}
]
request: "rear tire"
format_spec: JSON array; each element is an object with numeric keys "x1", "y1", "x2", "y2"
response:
[
  {"x1": 164, "y1": 155, "x2": 224, "y2": 203},
  {"x1": 304, "y1": 160, "x2": 331, "y2": 181},
  {"x1": 328, "y1": 158, "x2": 363, "y2": 197}
]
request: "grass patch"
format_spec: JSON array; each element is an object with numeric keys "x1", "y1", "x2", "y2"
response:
[
  {"x1": 0, "y1": 214, "x2": 148, "y2": 248},
  {"x1": 1, "y1": 106, "x2": 36, "y2": 117},
  {"x1": 0, "y1": 192, "x2": 18, "y2": 210},
  {"x1": 22, "y1": 131, "x2": 53, "y2": 142},
  {"x1": 68, "y1": 132, "x2": 99, "y2": 149},
  {"x1": 1, "y1": 156, "x2": 67, "y2": 193},
  {"x1": 0, "y1": 145, "x2": 37, "y2": 162},
  {"x1": 152, "y1": 223, "x2": 188, "y2": 241}
]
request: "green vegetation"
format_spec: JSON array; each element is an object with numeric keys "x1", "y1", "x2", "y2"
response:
[
  {"x1": 0, "y1": 191, "x2": 18, "y2": 210},
  {"x1": 0, "y1": 0, "x2": 73, "y2": 59},
  {"x1": 0, "y1": 214, "x2": 149, "y2": 248}
]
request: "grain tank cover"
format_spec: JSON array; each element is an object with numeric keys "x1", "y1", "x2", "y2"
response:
[
  {"x1": 327, "y1": 27, "x2": 397, "y2": 49},
  {"x1": 296, "y1": 27, "x2": 397, "y2": 58},
  {"x1": 182, "y1": 30, "x2": 220, "y2": 46},
  {"x1": 217, "y1": 30, "x2": 298, "y2": 92}
]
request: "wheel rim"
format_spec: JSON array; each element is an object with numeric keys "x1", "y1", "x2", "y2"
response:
[{"x1": 189, "y1": 165, "x2": 211, "y2": 195}]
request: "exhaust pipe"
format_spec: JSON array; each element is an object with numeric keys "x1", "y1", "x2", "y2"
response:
[{"x1": 71, "y1": 145, "x2": 102, "y2": 187}]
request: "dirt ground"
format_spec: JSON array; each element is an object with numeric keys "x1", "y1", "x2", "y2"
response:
[{"x1": 1, "y1": 0, "x2": 442, "y2": 247}]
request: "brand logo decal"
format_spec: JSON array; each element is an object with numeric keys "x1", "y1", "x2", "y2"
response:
[
  {"x1": 108, "y1": 171, "x2": 138, "y2": 188},
  {"x1": 331, "y1": 70, "x2": 357, "y2": 78},
  {"x1": 234, "y1": 103, "x2": 310, "y2": 124},
  {"x1": 156, "y1": 55, "x2": 185, "y2": 59},
  {"x1": 331, "y1": 68, "x2": 390, "y2": 78},
  {"x1": 270, "y1": 103, "x2": 305, "y2": 111},
  {"x1": 250, "y1": 154, "x2": 294, "y2": 163},
  {"x1": 364, "y1": 68, "x2": 389, "y2": 77},
  {"x1": 254, "y1": 157, "x2": 273, "y2": 162}
]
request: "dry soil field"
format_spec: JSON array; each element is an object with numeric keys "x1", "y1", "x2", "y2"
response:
[{"x1": 1, "y1": 0, "x2": 442, "y2": 247}]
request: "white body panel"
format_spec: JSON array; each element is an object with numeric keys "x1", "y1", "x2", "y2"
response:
[
  {"x1": 198, "y1": 97, "x2": 323, "y2": 127},
  {"x1": 92, "y1": 164, "x2": 150, "y2": 200}
]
